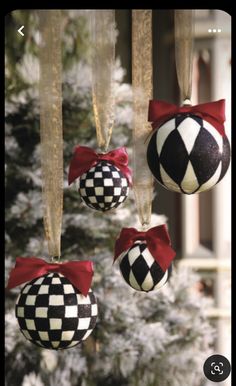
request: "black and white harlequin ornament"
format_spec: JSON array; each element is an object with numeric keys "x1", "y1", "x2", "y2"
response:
[
  {"x1": 78, "y1": 161, "x2": 129, "y2": 211},
  {"x1": 16, "y1": 273, "x2": 98, "y2": 350},
  {"x1": 118, "y1": 241, "x2": 172, "y2": 292},
  {"x1": 147, "y1": 114, "x2": 230, "y2": 194}
]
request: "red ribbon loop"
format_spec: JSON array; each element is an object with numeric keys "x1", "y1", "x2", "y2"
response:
[
  {"x1": 68, "y1": 146, "x2": 132, "y2": 186},
  {"x1": 114, "y1": 225, "x2": 176, "y2": 272},
  {"x1": 148, "y1": 99, "x2": 226, "y2": 136},
  {"x1": 6, "y1": 257, "x2": 94, "y2": 296}
]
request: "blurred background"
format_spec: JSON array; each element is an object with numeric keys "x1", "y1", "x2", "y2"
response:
[{"x1": 5, "y1": 9, "x2": 231, "y2": 386}]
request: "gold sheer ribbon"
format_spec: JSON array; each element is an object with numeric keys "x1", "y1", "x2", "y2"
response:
[
  {"x1": 39, "y1": 11, "x2": 63, "y2": 259},
  {"x1": 132, "y1": 10, "x2": 154, "y2": 227},
  {"x1": 90, "y1": 10, "x2": 116, "y2": 151},
  {"x1": 174, "y1": 10, "x2": 194, "y2": 104}
]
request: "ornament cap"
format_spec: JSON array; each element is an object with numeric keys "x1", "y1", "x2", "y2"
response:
[
  {"x1": 51, "y1": 256, "x2": 60, "y2": 263},
  {"x1": 141, "y1": 222, "x2": 150, "y2": 231},
  {"x1": 182, "y1": 98, "x2": 192, "y2": 106}
]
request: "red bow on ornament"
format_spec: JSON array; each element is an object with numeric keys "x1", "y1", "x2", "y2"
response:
[
  {"x1": 148, "y1": 99, "x2": 226, "y2": 136},
  {"x1": 68, "y1": 146, "x2": 132, "y2": 185},
  {"x1": 6, "y1": 257, "x2": 94, "y2": 296},
  {"x1": 114, "y1": 225, "x2": 176, "y2": 272}
]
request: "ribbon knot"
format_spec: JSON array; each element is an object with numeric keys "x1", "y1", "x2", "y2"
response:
[
  {"x1": 97, "y1": 153, "x2": 106, "y2": 160},
  {"x1": 148, "y1": 99, "x2": 226, "y2": 136},
  {"x1": 114, "y1": 225, "x2": 176, "y2": 271},
  {"x1": 68, "y1": 146, "x2": 132, "y2": 186},
  {"x1": 47, "y1": 263, "x2": 60, "y2": 271},
  {"x1": 6, "y1": 257, "x2": 94, "y2": 296},
  {"x1": 133, "y1": 232, "x2": 146, "y2": 241},
  {"x1": 179, "y1": 107, "x2": 191, "y2": 114}
]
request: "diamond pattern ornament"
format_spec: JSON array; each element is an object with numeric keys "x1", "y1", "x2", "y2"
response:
[
  {"x1": 147, "y1": 114, "x2": 230, "y2": 194},
  {"x1": 16, "y1": 273, "x2": 98, "y2": 350},
  {"x1": 119, "y1": 241, "x2": 172, "y2": 292},
  {"x1": 79, "y1": 161, "x2": 129, "y2": 211}
]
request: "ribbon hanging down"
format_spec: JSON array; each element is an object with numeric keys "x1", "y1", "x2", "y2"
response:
[
  {"x1": 7, "y1": 257, "x2": 94, "y2": 296},
  {"x1": 68, "y1": 146, "x2": 132, "y2": 185},
  {"x1": 132, "y1": 10, "x2": 154, "y2": 227},
  {"x1": 39, "y1": 11, "x2": 63, "y2": 259},
  {"x1": 114, "y1": 225, "x2": 176, "y2": 272},
  {"x1": 174, "y1": 10, "x2": 194, "y2": 104},
  {"x1": 90, "y1": 10, "x2": 116, "y2": 151},
  {"x1": 148, "y1": 99, "x2": 226, "y2": 136}
]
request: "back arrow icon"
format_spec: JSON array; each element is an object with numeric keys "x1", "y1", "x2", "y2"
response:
[{"x1": 18, "y1": 26, "x2": 24, "y2": 36}]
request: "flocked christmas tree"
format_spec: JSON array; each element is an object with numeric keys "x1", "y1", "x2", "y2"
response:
[{"x1": 5, "y1": 10, "x2": 215, "y2": 386}]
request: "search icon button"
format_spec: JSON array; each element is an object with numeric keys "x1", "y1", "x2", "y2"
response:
[{"x1": 204, "y1": 354, "x2": 230, "y2": 382}]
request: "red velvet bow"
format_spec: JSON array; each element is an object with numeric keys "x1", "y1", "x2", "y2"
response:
[
  {"x1": 6, "y1": 257, "x2": 94, "y2": 296},
  {"x1": 148, "y1": 99, "x2": 226, "y2": 136},
  {"x1": 114, "y1": 225, "x2": 176, "y2": 272},
  {"x1": 68, "y1": 146, "x2": 132, "y2": 185}
]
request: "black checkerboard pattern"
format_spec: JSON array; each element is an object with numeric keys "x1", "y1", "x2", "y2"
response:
[
  {"x1": 15, "y1": 273, "x2": 98, "y2": 350},
  {"x1": 78, "y1": 161, "x2": 129, "y2": 211},
  {"x1": 147, "y1": 114, "x2": 230, "y2": 194},
  {"x1": 119, "y1": 241, "x2": 172, "y2": 292}
]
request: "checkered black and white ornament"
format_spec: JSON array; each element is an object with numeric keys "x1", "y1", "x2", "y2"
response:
[
  {"x1": 78, "y1": 161, "x2": 129, "y2": 211},
  {"x1": 118, "y1": 241, "x2": 172, "y2": 292},
  {"x1": 16, "y1": 273, "x2": 98, "y2": 350},
  {"x1": 147, "y1": 114, "x2": 230, "y2": 194}
]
